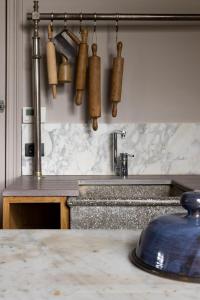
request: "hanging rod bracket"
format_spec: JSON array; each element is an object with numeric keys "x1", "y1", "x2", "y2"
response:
[
  {"x1": 32, "y1": 0, "x2": 40, "y2": 20},
  {"x1": 32, "y1": 11, "x2": 40, "y2": 21}
]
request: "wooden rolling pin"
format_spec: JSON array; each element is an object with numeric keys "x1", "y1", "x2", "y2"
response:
[
  {"x1": 46, "y1": 24, "x2": 57, "y2": 98},
  {"x1": 88, "y1": 43, "x2": 101, "y2": 131},
  {"x1": 58, "y1": 56, "x2": 72, "y2": 83},
  {"x1": 110, "y1": 41, "x2": 124, "y2": 117},
  {"x1": 66, "y1": 28, "x2": 88, "y2": 105}
]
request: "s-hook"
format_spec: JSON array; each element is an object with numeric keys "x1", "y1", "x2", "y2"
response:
[
  {"x1": 50, "y1": 11, "x2": 54, "y2": 36},
  {"x1": 115, "y1": 13, "x2": 119, "y2": 45},
  {"x1": 92, "y1": 13, "x2": 97, "y2": 44},
  {"x1": 79, "y1": 12, "x2": 83, "y2": 33},
  {"x1": 64, "y1": 12, "x2": 68, "y2": 30}
]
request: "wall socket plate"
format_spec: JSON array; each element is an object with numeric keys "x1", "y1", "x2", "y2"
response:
[
  {"x1": 23, "y1": 107, "x2": 46, "y2": 123},
  {"x1": 25, "y1": 143, "x2": 45, "y2": 157}
]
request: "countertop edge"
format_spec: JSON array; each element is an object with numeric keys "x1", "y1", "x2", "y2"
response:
[{"x1": 2, "y1": 175, "x2": 200, "y2": 197}]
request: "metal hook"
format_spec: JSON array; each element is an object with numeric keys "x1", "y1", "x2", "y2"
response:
[
  {"x1": 50, "y1": 12, "x2": 54, "y2": 30},
  {"x1": 93, "y1": 13, "x2": 97, "y2": 44},
  {"x1": 115, "y1": 13, "x2": 119, "y2": 44},
  {"x1": 79, "y1": 12, "x2": 83, "y2": 33},
  {"x1": 64, "y1": 12, "x2": 67, "y2": 29},
  {"x1": 94, "y1": 13, "x2": 97, "y2": 33}
]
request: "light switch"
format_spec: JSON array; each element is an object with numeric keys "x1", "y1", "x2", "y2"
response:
[{"x1": 23, "y1": 107, "x2": 46, "y2": 123}]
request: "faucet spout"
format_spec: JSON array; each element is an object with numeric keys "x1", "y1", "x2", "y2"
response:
[
  {"x1": 112, "y1": 129, "x2": 134, "y2": 177},
  {"x1": 114, "y1": 129, "x2": 126, "y2": 138}
]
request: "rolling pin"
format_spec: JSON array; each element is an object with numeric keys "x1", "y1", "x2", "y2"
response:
[
  {"x1": 110, "y1": 41, "x2": 124, "y2": 117},
  {"x1": 58, "y1": 55, "x2": 72, "y2": 83},
  {"x1": 88, "y1": 43, "x2": 101, "y2": 131},
  {"x1": 66, "y1": 28, "x2": 88, "y2": 105},
  {"x1": 46, "y1": 24, "x2": 58, "y2": 98}
]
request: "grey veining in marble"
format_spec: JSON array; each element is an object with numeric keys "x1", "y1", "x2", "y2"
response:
[
  {"x1": 0, "y1": 230, "x2": 198, "y2": 300},
  {"x1": 22, "y1": 123, "x2": 200, "y2": 175}
]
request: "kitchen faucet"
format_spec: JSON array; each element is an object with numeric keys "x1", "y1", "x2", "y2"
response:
[{"x1": 113, "y1": 130, "x2": 134, "y2": 178}]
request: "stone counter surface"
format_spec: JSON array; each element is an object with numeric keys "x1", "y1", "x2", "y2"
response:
[
  {"x1": 3, "y1": 175, "x2": 200, "y2": 196},
  {"x1": 0, "y1": 230, "x2": 198, "y2": 300}
]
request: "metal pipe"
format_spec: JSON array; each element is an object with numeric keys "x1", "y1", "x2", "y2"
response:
[
  {"x1": 27, "y1": 13, "x2": 200, "y2": 22},
  {"x1": 32, "y1": 1, "x2": 42, "y2": 178}
]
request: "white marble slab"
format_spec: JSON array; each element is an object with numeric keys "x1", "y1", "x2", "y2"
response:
[
  {"x1": 0, "y1": 230, "x2": 198, "y2": 300},
  {"x1": 22, "y1": 123, "x2": 200, "y2": 175}
]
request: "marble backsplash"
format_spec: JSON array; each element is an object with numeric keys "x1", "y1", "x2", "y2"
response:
[{"x1": 22, "y1": 123, "x2": 200, "y2": 175}]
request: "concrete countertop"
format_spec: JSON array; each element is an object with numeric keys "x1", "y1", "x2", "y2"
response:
[
  {"x1": 0, "y1": 229, "x2": 198, "y2": 300},
  {"x1": 3, "y1": 175, "x2": 200, "y2": 197},
  {"x1": 3, "y1": 176, "x2": 79, "y2": 197}
]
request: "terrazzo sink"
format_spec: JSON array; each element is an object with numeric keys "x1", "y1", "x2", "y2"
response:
[
  {"x1": 78, "y1": 182, "x2": 183, "y2": 201},
  {"x1": 68, "y1": 180, "x2": 190, "y2": 229}
]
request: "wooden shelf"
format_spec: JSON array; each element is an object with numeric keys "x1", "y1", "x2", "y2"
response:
[{"x1": 3, "y1": 197, "x2": 69, "y2": 229}]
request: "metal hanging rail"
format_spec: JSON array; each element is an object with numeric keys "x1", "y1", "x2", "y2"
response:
[
  {"x1": 27, "y1": 13, "x2": 200, "y2": 22},
  {"x1": 28, "y1": 0, "x2": 200, "y2": 178}
]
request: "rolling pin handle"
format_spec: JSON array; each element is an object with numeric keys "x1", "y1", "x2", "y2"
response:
[
  {"x1": 92, "y1": 118, "x2": 98, "y2": 131},
  {"x1": 75, "y1": 91, "x2": 83, "y2": 105},
  {"x1": 48, "y1": 23, "x2": 53, "y2": 40},
  {"x1": 92, "y1": 43, "x2": 97, "y2": 56},
  {"x1": 81, "y1": 28, "x2": 88, "y2": 43},
  {"x1": 117, "y1": 41, "x2": 123, "y2": 57},
  {"x1": 51, "y1": 85, "x2": 57, "y2": 99},
  {"x1": 112, "y1": 103, "x2": 118, "y2": 117},
  {"x1": 62, "y1": 56, "x2": 68, "y2": 63},
  {"x1": 66, "y1": 29, "x2": 81, "y2": 45}
]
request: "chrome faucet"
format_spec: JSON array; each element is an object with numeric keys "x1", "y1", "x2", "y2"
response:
[{"x1": 113, "y1": 130, "x2": 134, "y2": 178}]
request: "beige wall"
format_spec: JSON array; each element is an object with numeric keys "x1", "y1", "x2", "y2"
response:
[
  {"x1": 0, "y1": 0, "x2": 6, "y2": 190},
  {"x1": 0, "y1": 0, "x2": 6, "y2": 226},
  {"x1": 21, "y1": 0, "x2": 200, "y2": 123}
]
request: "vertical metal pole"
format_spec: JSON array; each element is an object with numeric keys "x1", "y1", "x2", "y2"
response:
[{"x1": 32, "y1": 1, "x2": 42, "y2": 177}]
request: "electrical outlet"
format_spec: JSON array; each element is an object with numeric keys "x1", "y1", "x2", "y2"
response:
[{"x1": 25, "y1": 143, "x2": 45, "y2": 157}]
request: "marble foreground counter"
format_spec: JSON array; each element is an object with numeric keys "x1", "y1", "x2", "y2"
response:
[{"x1": 0, "y1": 230, "x2": 198, "y2": 300}]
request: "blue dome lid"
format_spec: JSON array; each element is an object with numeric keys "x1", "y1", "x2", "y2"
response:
[{"x1": 131, "y1": 192, "x2": 200, "y2": 282}]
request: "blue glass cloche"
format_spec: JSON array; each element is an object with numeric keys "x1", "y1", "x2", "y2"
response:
[{"x1": 131, "y1": 191, "x2": 200, "y2": 282}]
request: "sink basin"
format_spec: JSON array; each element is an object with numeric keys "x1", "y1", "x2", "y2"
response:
[
  {"x1": 78, "y1": 181, "x2": 185, "y2": 203},
  {"x1": 68, "y1": 180, "x2": 190, "y2": 229}
]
